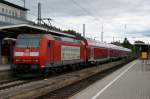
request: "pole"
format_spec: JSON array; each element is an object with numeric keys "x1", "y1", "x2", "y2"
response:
[
  {"x1": 83, "y1": 24, "x2": 85, "y2": 37},
  {"x1": 124, "y1": 24, "x2": 127, "y2": 37},
  {"x1": 23, "y1": 0, "x2": 25, "y2": 8},
  {"x1": 0, "y1": 38, "x2": 2, "y2": 64},
  {"x1": 38, "y1": 2, "x2": 41, "y2": 25},
  {"x1": 113, "y1": 36, "x2": 114, "y2": 42},
  {"x1": 101, "y1": 24, "x2": 103, "y2": 42}
]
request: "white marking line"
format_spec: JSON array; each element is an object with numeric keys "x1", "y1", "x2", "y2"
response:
[{"x1": 91, "y1": 61, "x2": 137, "y2": 99}]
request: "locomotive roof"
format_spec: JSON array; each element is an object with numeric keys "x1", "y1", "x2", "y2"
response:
[
  {"x1": 85, "y1": 38, "x2": 131, "y2": 52},
  {"x1": 17, "y1": 34, "x2": 45, "y2": 39}
]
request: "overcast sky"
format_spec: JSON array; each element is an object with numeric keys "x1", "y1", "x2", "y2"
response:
[{"x1": 7, "y1": 0, "x2": 150, "y2": 43}]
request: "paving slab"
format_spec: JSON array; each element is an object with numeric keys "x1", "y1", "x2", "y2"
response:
[
  {"x1": 71, "y1": 60, "x2": 150, "y2": 99},
  {"x1": 0, "y1": 64, "x2": 10, "y2": 71}
]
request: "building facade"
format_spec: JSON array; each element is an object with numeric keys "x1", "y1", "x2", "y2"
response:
[
  {"x1": 0, "y1": 0, "x2": 29, "y2": 26},
  {"x1": 0, "y1": 1, "x2": 30, "y2": 64}
]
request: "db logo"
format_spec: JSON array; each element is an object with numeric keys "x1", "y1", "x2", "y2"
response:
[
  {"x1": 24, "y1": 49, "x2": 30, "y2": 56},
  {"x1": 25, "y1": 49, "x2": 30, "y2": 52}
]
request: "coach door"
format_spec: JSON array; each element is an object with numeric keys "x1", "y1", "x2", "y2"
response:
[
  {"x1": 47, "y1": 41, "x2": 51, "y2": 63},
  {"x1": 90, "y1": 47, "x2": 94, "y2": 61}
]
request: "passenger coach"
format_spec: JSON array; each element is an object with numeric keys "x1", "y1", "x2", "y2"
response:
[{"x1": 84, "y1": 38, "x2": 131, "y2": 64}]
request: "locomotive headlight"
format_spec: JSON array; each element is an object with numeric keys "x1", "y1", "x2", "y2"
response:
[
  {"x1": 32, "y1": 60, "x2": 39, "y2": 62},
  {"x1": 15, "y1": 59, "x2": 20, "y2": 62},
  {"x1": 30, "y1": 52, "x2": 39, "y2": 56}
]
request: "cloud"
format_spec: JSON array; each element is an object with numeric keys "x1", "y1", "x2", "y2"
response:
[{"x1": 6, "y1": 0, "x2": 150, "y2": 43}]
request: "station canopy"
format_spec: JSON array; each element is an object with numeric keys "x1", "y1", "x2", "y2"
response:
[
  {"x1": 135, "y1": 43, "x2": 149, "y2": 52},
  {"x1": 0, "y1": 24, "x2": 75, "y2": 38}
]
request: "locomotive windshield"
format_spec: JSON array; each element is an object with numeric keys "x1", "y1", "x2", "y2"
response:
[{"x1": 16, "y1": 38, "x2": 40, "y2": 48}]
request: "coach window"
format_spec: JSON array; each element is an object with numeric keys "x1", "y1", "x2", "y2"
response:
[
  {"x1": 2, "y1": 8, "x2": 4, "y2": 13},
  {"x1": 9, "y1": 10, "x2": 11, "y2": 15},
  {"x1": 48, "y1": 41, "x2": 51, "y2": 48},
  {"x1": 12, "y1": 11, "x2": 14, "y2": 17}
]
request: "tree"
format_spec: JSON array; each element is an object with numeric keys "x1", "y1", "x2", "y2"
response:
[
  {"x1": 63, "y1": 29, "x2": 81, "y2": 36},
  {"x1": 134, "y1": 40, "x2": 145, "y2": 44},
  {"x1": 122, "y1": 38, "x2": 132, "y2": 48},
  {"x1": 111, "y1": 41, "x2": 122, "y2": 46},
  {"x1": 121, "y1": 38, "x2": 138, "y2": 56}
]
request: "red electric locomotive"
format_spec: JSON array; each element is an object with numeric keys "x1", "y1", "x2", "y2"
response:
[{"x1": 12, "y1": 33, "x2": 86, "y2": 76}]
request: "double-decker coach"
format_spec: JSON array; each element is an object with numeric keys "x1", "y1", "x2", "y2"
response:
[
  {"x1": 108, "y1": 44, "x2": 131, "y2": 59},
  {"x1": 84, "y1": 38, "x2": 131, "y2": 64},
  {"x1": 84, "y1": 38, "x2": 110, "y2": 64}
]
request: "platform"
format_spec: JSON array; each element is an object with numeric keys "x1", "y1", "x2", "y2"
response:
[
  {"x1": 70, "y1": 60, "x2": 150, "y2": 99},
  {"x1": 0, "y1": 64, "x2": 10, "y2": 71}
]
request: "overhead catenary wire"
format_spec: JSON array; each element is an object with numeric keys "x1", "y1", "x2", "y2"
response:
[
  {"x1": 20, "y1": 0, "x2": 26, "y2": 7},
  {"x1": 70, "y1": 0, "x2": 142, "y2": 29},
  {"x1": 71, "y1": 0, "x2": 101, "y2": 22}
]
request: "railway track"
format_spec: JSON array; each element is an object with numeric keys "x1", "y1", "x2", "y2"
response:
[
  {"x1": 37, "y1": 62, "x2": 124, "y2": 99},
  {"x1": 0, "y1": 59, "x2": 134, "y2": 99},
  {"x1": 0, "y1": 70, "x2": 13, "y2": 82},
  {"x1": 0, "y1": 65, "x2": 81, "y2": 95},
  {"x1": 0, "y1": 80, "x2": 32, "y2": 92},
  {"x1": 0, "y1": 79, "x2": 17, "y2": 85}
]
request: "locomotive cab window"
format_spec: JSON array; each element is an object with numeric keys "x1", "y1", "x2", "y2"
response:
[{"x1": 16, "y1": 38, "x2": 40, "y2": 48}]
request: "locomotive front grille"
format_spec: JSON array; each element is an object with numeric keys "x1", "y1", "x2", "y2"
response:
[{"x1": 14, "y1": 64, "x2": 39, "y2": 74}]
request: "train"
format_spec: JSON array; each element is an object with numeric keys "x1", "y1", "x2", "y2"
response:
[{"x1": 11, "y1": 32, "x2": 131, "y2": 77}]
